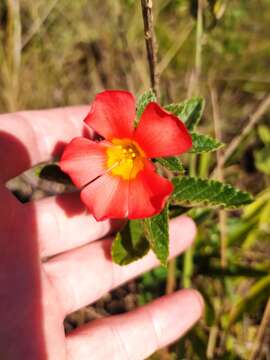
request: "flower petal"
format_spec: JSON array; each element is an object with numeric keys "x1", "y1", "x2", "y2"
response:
[
  {"x1": 84, "y1": 90, "x2": 136, "y2": 140},
  {"x1": 60, "y1": 137, "x2": 107, "y2": 188},
  {"x1": 81, "y1": 173, "x2": 129, "y2": 221},
  {"x1": 134, "y1": 102, "x2": 192, "y2": 158},
  {"x1": 128, "y1": 160, "x2": 173, "y2": 219}
]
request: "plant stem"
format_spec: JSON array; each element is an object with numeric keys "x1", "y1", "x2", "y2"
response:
[
  {"x1": 199, "y1": 152, "x2": 211, "y2": 178},
  {"x1": 182, "y1": 0, "x2": 204, "y2": 287},
  {"x1": 183, "y1": 153, "x2": 197, "y2": 289},
  {"x1": 195, "y1": 0, "x2": 203, "y2": 94},
  {"x1": 249, "y1": 296, "x2": 270, "y2": 360},
  {"x1": 206, "y1": 325, "x2": 219, "y2": 359},
  {"x1": 166, "y1": 258, "x2": 176, "y2": 294},
  {"x1": 182, "y1": 244, "x2": 194, "y2": 288},
  {"x1": 4, "y1": 0, "x2": 21, "y2": 111},
  {"x1": 189, "y1": 153, "x2": 197, "y2": 177},
  {"x1": 140, "y1": 0, "x2": 160, "y2": 99},
  {"x1": 210, "y1": 85, "x2": 227, "y2": 268}
]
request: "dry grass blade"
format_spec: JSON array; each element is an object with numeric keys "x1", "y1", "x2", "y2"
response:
[
  {"x1": 249, "y1": 297, "x2": 270, "y2": 360},
  {"x1": 21, "y1": 0, "x2": 59, "y2": 50},
  {"x1": 2, "y1": 0, "x2": 21, "y2": 111},
  {"x1": 158, "y1": 22, "x2": 194, "y2": 75},
  {"x1": 210, "y1": 85, "x2": 227, "y2": 269},
  {"x1": 212, "y1": 94, "x2": 270, "y2": 177}
]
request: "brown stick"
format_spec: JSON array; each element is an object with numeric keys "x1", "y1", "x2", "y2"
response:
[
  {"x1": 249, "y1": 297, "x2": 270, "y2": 360},
  {"x1": 212, "y1": 94, "x2": 270, "y2": 177},
  {"x1": 210, "y1": 86, "x2": 227, "y2": 269},
  {"x1": 140, "y1": 0, "x2": 160, "y2": 99}
]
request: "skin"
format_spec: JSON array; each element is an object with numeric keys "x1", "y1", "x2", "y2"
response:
[{"x1": 0, "y1": 106, "x2": 204, "y2": 360}]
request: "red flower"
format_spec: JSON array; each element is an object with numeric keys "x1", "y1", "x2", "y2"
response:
[{"x1": 60, "y1": 90, "x2": 192, "y2": 220}]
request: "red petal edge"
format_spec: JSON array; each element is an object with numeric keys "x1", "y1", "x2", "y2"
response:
[
  {"x1": 133, "y1": 102, "x2": 192, "y2": 158},
  {"x1": 84, "y1": 90, "x2": 136, "y2": 140},
  {"x1": 127, "y1": 160, "x2": 173, "y2": 219},
  {"x1": 59, "y1": 137, "x2": 107, "y2": 188}
]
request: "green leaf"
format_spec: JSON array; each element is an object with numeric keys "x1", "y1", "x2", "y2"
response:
[
  {"x1": 136, "y1": 89, "x2": 157, "y2": 121},
  {"x1": 156, "y1": 156, "x2": 185, "y2": 174},
  {"x1": 171, "y1": 176, "x2": 253, "y2": 209},
  {"x1": 190, "y1": 132, "x2": 224, "y2": 153},
  {"x1": 165, "y1": 97, "x2": 205, "y2": 131},
  {"x1": 255, "y1": 147, "x2": 270, "y2": 175},
  {"x1": 111, "y1": 220, "x2": 150, "y2": 265},
  {"x1": 143, "y1": 205, "x2": 169, "y2": 267},
  {"x1": 258, "y1": 125, "x2": 270, "y2": 145}
]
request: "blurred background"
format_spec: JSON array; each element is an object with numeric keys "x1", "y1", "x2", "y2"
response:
[{"x1": 1, "y1": 0, "x2": 270, "y2": 359}]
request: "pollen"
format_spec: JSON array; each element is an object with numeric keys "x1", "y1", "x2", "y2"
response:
[{"x1": 106, "y1": 138, "x2": 145, "y2": 180}]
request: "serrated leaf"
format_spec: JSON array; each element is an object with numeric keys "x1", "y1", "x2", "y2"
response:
[
  {"x1": 190, "y1": 132, "x2": 224, "y2": 153},
  {"x1": 136, "y1": 89, "x2": 157, "y2": 121},
  {"x1": 143, "y1": 205, "x2": 169, "y2": 266},
  {"x1": 111, "y1": 220, "x2": 150, "y2": 265},
  {"x1": 165, "y1": 97, "x2": 205, "y2": 131},
  {"x1": 171, "y1": 176, "x2": 253, "y2": 209},
  {"x1": 156, "y1": 156, "x2": 185, "y2": 174}
]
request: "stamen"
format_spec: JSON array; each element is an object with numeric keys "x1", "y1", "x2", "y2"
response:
[{"x1": 106, "y1": 138, "x2": 145, "y2": 180}]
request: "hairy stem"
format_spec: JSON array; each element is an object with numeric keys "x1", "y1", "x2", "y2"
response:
[{"x1": 140, "y1": 0, "x2": 160, "y2": 98}]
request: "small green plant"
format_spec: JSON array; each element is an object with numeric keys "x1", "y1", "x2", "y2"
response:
[{"x1": 112, "y1": 89, "x2": 253, "y2": 267}]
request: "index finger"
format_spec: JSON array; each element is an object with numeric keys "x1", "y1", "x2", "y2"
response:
[{"x1": 0, "y1": 106, "x2": 89, "y2": 182}]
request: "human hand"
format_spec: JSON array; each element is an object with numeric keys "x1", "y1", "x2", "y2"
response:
[{"x1": 0, "y1": 107, "x2": 203, "y2": 360}]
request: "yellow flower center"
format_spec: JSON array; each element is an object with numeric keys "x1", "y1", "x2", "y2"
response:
[{"x1": 106, "y1": 138, "x2": 145, "y2": 180}]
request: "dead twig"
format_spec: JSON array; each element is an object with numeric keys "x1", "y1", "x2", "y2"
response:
[
  {"x1": 210, "y1": 85, "x2": 227, "y2": 269},
  {"x1": 211, "y1": 94, "x2": 270, "y2": 177},
  {"x1": 140, "y1": 0, "x2": 160, "y2": 99},
  {"x1": 249, "y1": 297, "x2": 270, "y2": 360}
]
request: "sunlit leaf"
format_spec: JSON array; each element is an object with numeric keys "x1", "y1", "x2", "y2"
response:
[
  {"x1": 136, "y1": 89, "x2": 157, "y2": 121},
  {"x1": 171, "y1": 176, "x2": 253, "y2": 209},
  {"x1": 165, "y1": 97, "x2": 205, "y2": 131},
  {"x1": 190, "y1": 132, "x2": 224, "y2": 153},
  {"x1": 156, "y1": 156, "x2": 185, "y2": 174}
]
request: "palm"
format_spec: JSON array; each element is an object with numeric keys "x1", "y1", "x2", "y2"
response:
[{"x1": 0, "y1": 107, "x2": 203, "y2": 359}]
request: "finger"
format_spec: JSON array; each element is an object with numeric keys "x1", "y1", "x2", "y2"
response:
[
  {"x1": 30, "y1": 192, "x2": 123, "y2": 258},
  {"x1": 66, "y1": 289, "x2": 204, "y2": 360},
  {"x1": 0, "y1": 106, "x2": 89, "y2": 182},
  {"x1": 44, "y1": 216, "x2": 196, "y2": 315}
]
